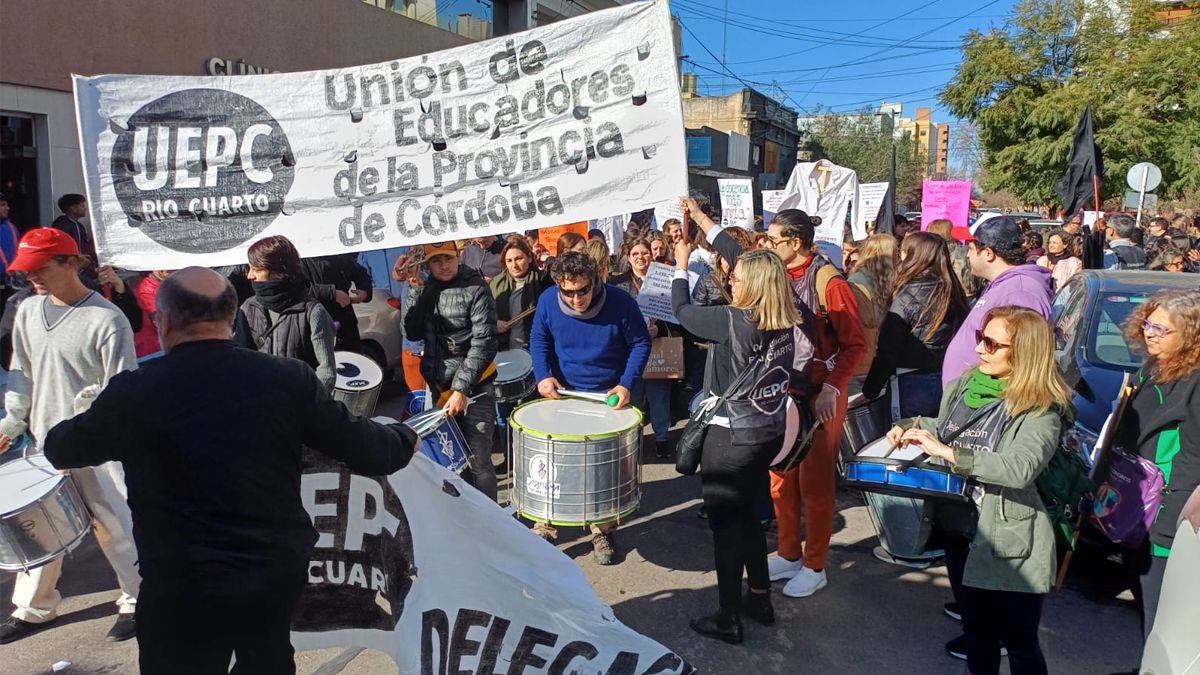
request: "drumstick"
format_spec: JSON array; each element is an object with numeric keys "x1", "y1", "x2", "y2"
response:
[
  {"x1": 883, "y1": 417, "x2": 921, "y2": 458},
  {"x1": 556, "y1": 389, "x2": 619, "y2": 407},
  {"x1": 507, "y1": 306, "x2": 537, "y2": 323}
]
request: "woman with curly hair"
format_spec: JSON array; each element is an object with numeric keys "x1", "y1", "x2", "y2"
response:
[{"x1": 1116, "y1": 290, "x2": 1200, "y2": 644}]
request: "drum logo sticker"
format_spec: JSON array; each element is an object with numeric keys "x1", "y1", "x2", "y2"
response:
[
  {"x1": 526, "y1": 454, "x2": 561, "y2": 499},
  {"x1": 748, "y1": 366, "x2": 790, "y2": 416},
  {"x1": 347, "y1": 379, "x2": 370, "y2": 389},
  {"x1": 109, "y1": 89, "x2": 295, "y2": 253}
]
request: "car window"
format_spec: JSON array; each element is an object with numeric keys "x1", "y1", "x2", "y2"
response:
[
  {"x1": 1091, "y1": 293, "x2": 1146, "y2": 369},
  {"x1": 1053, "y1": 280, "x2": 1087, "y2": 355}
]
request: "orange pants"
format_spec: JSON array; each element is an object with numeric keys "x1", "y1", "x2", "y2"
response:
[
  {"x1": 401, "y1": 349, "x2": 425, "y2": 393},
  {"x1": 771, "y1": 390, "x2": 848, "y2": 570}
]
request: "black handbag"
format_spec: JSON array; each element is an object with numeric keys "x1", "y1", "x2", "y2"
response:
[{"x1": 675, "y1": 363, "x2": 758, "y2": 476}]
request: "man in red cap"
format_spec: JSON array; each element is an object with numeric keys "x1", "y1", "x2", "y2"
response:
[{"x1": 0, "y1": 227, "x2": 141, "y2": 645}]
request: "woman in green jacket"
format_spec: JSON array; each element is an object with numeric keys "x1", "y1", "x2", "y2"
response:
[
  {"x1": 886, "y1": 305, "x2": 1071, "y2": 675},
  {"x1": 1116, "y1": 290, "x2": 1200, "y2": 643},
  {"x1": 489, "y1": 235, "x2": 551, "y2": 352}
]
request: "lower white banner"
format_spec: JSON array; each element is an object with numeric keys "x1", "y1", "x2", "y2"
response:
[{"x1": 293, "y1": 429, "x2": 693, "y2": 674}]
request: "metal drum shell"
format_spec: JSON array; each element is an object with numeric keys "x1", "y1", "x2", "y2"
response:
[
  {"x1": 510, "y1": 399, "x2": 642, "y2": 527},
  {"x1": 493, "y1": 350, "x2": 535, "y2": 403},
  {"x1": 0, "y1": 457, "x2": 92, "y2": 572},
  {"x1": 332, "y1": 351, "x2": 384, "y2": 419},
  {"x1": 839, "y1": 390, "x2": 892, "y2": 474}
]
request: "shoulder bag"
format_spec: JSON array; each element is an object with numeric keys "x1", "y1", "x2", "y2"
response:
[{"x1": 675, "y1": 359, "x2": 759, "y2": 476}]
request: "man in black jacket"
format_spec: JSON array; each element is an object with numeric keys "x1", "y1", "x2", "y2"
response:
[
  {"x1": 399, "y1": 242, "x2": 500, "y2": 501},
  {"x1": 43, "y1": 267, "x2": 417, "y2": 675}
]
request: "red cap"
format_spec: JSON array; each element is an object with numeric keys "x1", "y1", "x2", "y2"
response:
[{"x1": 8, "y1": 228, "x2": 80, "y2": 273}]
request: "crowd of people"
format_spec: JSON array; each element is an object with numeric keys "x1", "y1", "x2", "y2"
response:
[{"x1": 0, "y1": 185, "x2": 1197, "y2": 675}]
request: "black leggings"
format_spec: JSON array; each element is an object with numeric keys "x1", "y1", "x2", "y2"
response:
[
  {"x1": 945, "y1": 536, "x2": 1047, "y2": 675},
  {"x1": 700, "y1": 425, "x2": 780, "y2": 614}
]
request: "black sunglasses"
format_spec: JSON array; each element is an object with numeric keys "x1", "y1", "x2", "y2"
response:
[
  {"x1": 559, "y1": 284, "x2": 593, "y2": 299},
  {"x1": 975, "y1": 330, "x2": 1012, "y2": 355}
]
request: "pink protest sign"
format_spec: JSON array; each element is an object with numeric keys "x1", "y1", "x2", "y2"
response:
[{"x1": 920, "y1": 180, "x2": 972, "y2": 240}]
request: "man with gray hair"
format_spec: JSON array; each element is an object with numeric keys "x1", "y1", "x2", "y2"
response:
[
  {"x1": 43, "y1": 267, "x2": 419, "y2": 674},
  {"x1": 1104, "y1": 213, "x2": 1147, "y2": 270}
]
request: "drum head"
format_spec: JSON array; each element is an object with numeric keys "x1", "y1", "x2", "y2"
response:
[
  {"x1": 512, "y1": 398, "x2": 642, "y2": 437},
  {"x1": 334, "y1": 351, "x2": 383, "y2": 391},
  {"x1": 770, "y1": 398, "x2": 800, "y2": 466},
  {"x1": 857, "y1": 436, "x2": 923, "y2": 461},
  {"x1": 0, "y1": 455, "x2": 62, "y2": 515},
  {"x1": 495, "y1": 350, "x2": 532, "y2": 381}
]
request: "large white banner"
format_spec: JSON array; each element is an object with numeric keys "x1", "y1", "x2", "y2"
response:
[
  {"x1": 73, "y1": 0, "x2": 686, "y2": 270},
  {"x1": 293, "y1": 426, "x2": 693, "y2": 674}
]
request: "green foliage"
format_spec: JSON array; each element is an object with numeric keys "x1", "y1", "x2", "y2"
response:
[
  {"x1": 940, "y1": 0, "x2": 1200, "y2": 207},
  {"x1": 802, "y1": 113, "x2": 926, "y2": 205}
]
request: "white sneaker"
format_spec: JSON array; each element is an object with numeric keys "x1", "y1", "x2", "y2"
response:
[
  {"x1": 767, "y1": 555, "x2": 805, "y2": 581},
  {"x1": 782, "y1": 567, "x2": 827, "y2": 598}
]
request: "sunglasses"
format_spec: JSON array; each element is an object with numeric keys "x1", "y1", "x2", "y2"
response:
[
  {"x1": 559, "y1": 284, "x2": 593, "y2": 299},
  {"x1": 1141, "y1": 319, "x2": 1175, "y2": 339},
  {"x1": 975, "y1": 330, "x2": 1012, "y2": 355}
]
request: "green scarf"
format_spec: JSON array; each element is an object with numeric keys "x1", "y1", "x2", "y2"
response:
[{"x1": 963, "y1": 369, "x2": 1006, "y2": 409}]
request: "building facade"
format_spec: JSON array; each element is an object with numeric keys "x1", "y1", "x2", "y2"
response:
[
  {"x1": 0, "y1": 0, "x2": 472, "y2": 232},
  {"x1": 682, "y1": 88, "x2": 799, "y2": 210},
  {"x1": 895, "y1": 106, "x2": 949, "y2": 178}
]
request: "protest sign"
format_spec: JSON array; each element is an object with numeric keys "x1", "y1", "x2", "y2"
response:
[
  {"x1": 294, "y1": 429, "x2": 693, "y2": 673},
  {"x1": 920, "y1": 180, "x2": 972, "y2": 235},
  {"x1": 718, "y1": 179, "x2": 754, "y2": 228},
  {"x1": 537, "y1": 222, "x2": 588, "y2": 252},
  {"x1": 761, "y1": 189, "x2": 785, "y2": 225},
  {"x1": 72, "y1": 0, "x2": 686, "y2": 270},
  {"x1": 853, "y1": 182, "x2": 889, "y2": 240},
  {"x1": 636, "y1": 262, "x2": 697, "y2": 324}
]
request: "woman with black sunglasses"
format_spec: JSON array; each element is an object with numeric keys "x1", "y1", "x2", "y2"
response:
[{"x1": 884, "y1": 305, "x2": 1072, "y2": 675}]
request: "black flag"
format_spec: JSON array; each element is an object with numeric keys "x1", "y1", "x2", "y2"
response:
[
  {"x1": 875, "y1": 142, "x2": 897, "y2": 234},
  {"x1": 1053, "y1": 105, "x2": 1104, "y2": 217}
]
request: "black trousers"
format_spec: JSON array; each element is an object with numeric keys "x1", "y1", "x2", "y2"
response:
[
  {"x1": 137, "y1": 572, "x2": 306, "y2": 675},
  {"x1": 1128, "y1": 542, "x2": 1170, "y2": 640},
  {"x1": 944, "y1": 536, "x2": 1047, "y2": 675},
  {"x1": 700, "y1": 425, "x2": 779, "y2": 614},
  {"x1": 458, "y1": 383, "x2": 498, "y2": 501}
]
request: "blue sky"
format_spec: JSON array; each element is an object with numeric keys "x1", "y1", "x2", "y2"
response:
[{"x1": 672, "y1": 0, "x2": 1017, "y2": 132}]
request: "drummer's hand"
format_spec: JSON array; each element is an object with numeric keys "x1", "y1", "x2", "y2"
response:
[
  {"x1": 673, "y1": 240, "x2": 692, "y2": 269},
  {"x1": 334, "y1": 290, "x2": 352, "y2": 308},
  {"x1": 0, "y1": 434, "x2": 10, "y2": 453},
  {"x1": 885, "y1": 425, "x2": 906, "y2": 448},
  {"x1": 607, "y1": 385, "x2": 631, "y2": 410},
  {"x1": 496, "y1": 319, "x2": 511, "y2": 334},
  {"x1": 538, "y1": 377, "x2": 563, "y2": 399},
  {"x1": 901, "y1": 429, "x2": 954, "y2": 463},
  {"x1": 812, "y1": 384, "x2": 838, "y2": 424},
  {"x1": 442, "y1": 390, "x2": 468, "y2": 417},
  {"x1": 648, "y1": 320, "x2": 659, "y2": 339}
]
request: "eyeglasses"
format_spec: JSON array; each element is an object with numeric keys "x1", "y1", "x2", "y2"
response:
[
  {"x1": 1141, "y1": 319, "x2": 1175, "y2": 339},
  {"x1": 1165, "y1": 259, "x2": 1185, "y2": 270},
  {"x1": 559, "y1": 284, "x2": 593, "y2": 299},
  {"x1": 975, "y1": 330, "x2": 1012, "y2": 355},
  {"x1": 766, "y1": 236, "x2": 794, "y2": 248}
]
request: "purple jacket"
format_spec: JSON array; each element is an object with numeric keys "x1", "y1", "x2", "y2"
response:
[{"x1": 941, "y1": 264, "x2": 1053, "y2": 385}]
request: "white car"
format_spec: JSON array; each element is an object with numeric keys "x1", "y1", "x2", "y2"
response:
[{"x1": 353, "y1": 288, "x2": 403, "y2": 375}]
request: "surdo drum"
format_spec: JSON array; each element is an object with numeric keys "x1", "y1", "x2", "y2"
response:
[
  {"x1": 510, "y1": 398, "x2": 642, "y2": 526},
  {"x1": 493, "y1": 350, "x2": 535, "y2": 403},
  {"x1": 332, "y1": 351, "x2": 384, "y2": 418},
  {"x1": 0, "y1": 455, "x2": 92, "y2": 572}
]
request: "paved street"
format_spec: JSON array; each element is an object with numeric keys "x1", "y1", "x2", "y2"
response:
[{"x1": 2, "y1": 387, "x2": 1143, "y2": 674}]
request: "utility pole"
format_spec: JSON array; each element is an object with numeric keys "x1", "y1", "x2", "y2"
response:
[{"x1": 721, "y1": 0, "x2": 728, "y2": 94}]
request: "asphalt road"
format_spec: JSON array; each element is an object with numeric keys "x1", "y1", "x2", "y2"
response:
[{"x1": 1, "y1": 386, "x2": 1143, "y2": 674}]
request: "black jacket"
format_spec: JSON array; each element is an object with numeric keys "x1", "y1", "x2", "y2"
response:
[
  {"x1": 863, "y1": 276, "x2": 964, "y2": 399},
  {"x1": 403, "y1": 266, "x2": 498, "y2": 395},
  {"x1": 303, "y1": 254, "x2": 373, "y2": 342},
  {"x1": 1118, "y1": 363, "x2": 1200, "y2": 552},
  {"x1": 44, "y1": 340, "x2": 416, "y2": 593}
]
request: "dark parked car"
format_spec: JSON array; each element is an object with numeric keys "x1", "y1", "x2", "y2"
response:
[{"x1": 1051, "y1": 271, "x2": 1197, "y2": 469}]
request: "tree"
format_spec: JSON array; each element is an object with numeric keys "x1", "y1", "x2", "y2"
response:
[
  {"x1": 801, "y1": 111, "x2": 925, "y2": 208},
  {"x1": 940, "y1": 0, "x2": 1200, "y2": 208}
]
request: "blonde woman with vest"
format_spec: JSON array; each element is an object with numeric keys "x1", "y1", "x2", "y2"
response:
[
  {"x1": 886, "y1": 306, "x2": 1071, "y2": 675},
  {"x1": 670, "y1": 237, "x2": 804, "y2": 644}
]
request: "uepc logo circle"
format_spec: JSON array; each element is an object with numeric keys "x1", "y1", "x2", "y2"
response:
[{"x1": 110, "y1": 89, "x2": 295, "y2": 253}]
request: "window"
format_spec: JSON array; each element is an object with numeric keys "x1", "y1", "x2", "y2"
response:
[
  {"x1": 1090, "y1": 293, "x2": 1145, "y2": 369},
  {"x1": 1052, "y1": 279, "x2": 1087, "y2": 357}
]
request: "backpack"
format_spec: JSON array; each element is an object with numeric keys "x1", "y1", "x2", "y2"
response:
[{"x1": 1036, "y1": 443, "x2": 1096, "y2": 555}]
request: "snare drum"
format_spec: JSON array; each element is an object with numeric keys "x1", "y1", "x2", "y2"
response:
[
  {"x1": 844, "y1": 436, "x2": 970, "y2": 502},
  {"x1": 0, "y1": 455, "x2": 92, "y2": 572},
  {"x1": 769, "y1": 397, "x2": 812, "y2": 472},
  {"x1": 333, "y1": 351, "x2": 384, "y2": 418},
  {"x1": 839, "y1": 391, "x2": 893, "y2": 474},
  {"x1": 510, "y1": 398, "x2": 642, "y2": 526},
  {"x1": 494, "y1": 350, "x2": 535, "y2": 403},
  {"x1": 404, "y1": 409, "x2": 470, "y2": 474}
]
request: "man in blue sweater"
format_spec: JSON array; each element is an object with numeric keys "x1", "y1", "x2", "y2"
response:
[{"x1": 528, "y1": 251, "x2": 651, "y2": 564}]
